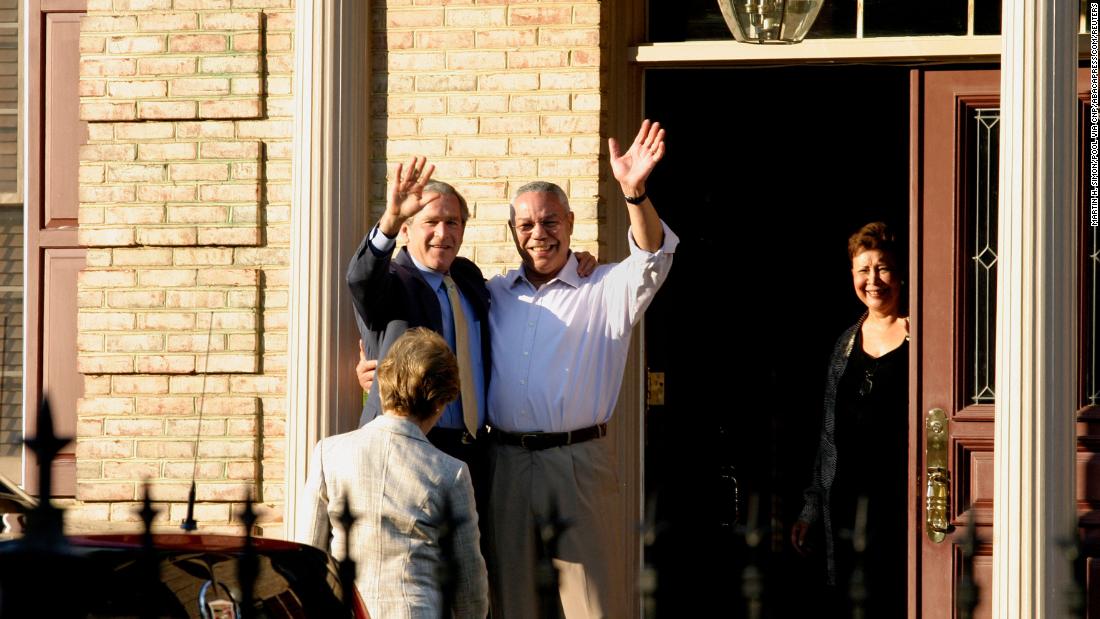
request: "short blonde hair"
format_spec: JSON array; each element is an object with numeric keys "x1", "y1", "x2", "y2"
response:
[{"x1": 377, "y1": 328, "x2": 460, "y2": 421}]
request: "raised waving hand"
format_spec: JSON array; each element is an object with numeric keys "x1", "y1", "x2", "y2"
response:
[
  {"x1": 378, "y1": 156, "x2": 437, "y2": 236},
  {"x1": 609, "y1": 119, "x2": 665, "y2": 198}
]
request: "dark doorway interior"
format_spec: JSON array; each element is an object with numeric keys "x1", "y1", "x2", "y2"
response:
[{"x1": 641, "y1": 66, "x2": 911, "y2": 616}]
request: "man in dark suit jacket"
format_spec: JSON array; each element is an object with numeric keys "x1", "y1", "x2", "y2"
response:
[{"x1": 347, "y1": 157, "x2": 491, "y2": 473}]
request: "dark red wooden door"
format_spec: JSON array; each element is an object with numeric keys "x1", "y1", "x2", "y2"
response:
[{"x1": 916, "y1": 67, "x2": 1093, "y2": 618}]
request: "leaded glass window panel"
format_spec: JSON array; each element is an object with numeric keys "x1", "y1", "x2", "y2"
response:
[{"x1": 967, "y1": 109, "x2": 999, "y2": 405}]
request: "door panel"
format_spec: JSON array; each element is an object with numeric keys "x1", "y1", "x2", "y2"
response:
[
  {"x1": 40, "y1": 248, "x2": 83, "y2": 494},
  {"x1": 971, "y1": 553, "x2": 993, "y2": 617},
  {"x1": 43, "y1": 13, "x2": 83, "y2": 226}
]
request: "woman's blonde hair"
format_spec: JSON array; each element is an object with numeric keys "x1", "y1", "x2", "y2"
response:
[{"x1": 377, "y1": 328, "x2": 460, "y2": 421}]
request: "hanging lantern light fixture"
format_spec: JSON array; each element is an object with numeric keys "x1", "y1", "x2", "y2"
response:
[{"x1": 717, "y1": 0, "x2": 826, "y2": 44}]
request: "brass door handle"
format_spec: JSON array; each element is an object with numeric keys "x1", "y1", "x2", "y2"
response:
[
  {"x1": 925, "y1": 408, "x2": 951, "y2": 542},
  {"x1": 926, "y1": 466, "x2": 950, "y2": 540}
]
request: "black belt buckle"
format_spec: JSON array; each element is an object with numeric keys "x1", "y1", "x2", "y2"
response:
[{"x1": 519, "y1": 433, "x2": 539, "y2": 450}]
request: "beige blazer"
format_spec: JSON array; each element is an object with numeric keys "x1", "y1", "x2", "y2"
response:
[{"x1": 298, "y1": 414, "x2": 488, "y2": 619}]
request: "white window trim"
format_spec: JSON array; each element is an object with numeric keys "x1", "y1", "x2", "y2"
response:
[{"x1": 631, "y1": 34, "x2": 1091, "y2": 65}]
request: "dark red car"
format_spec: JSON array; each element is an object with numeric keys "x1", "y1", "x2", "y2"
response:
[
  {"x1": 0, "y1": 532, "x2": 370, "y2": 618},
  {"x1": 1, "y1": 402, "x2": 371, "y2": 617}
]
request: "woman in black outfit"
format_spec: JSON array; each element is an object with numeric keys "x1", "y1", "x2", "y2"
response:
[{"x1": 791, "y1": 222, "x2": 909, "y2": 615}]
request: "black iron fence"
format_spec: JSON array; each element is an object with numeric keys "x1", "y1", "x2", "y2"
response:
[{"x1": 0, "y1": 399, "x2": 1091, "y2": 618}]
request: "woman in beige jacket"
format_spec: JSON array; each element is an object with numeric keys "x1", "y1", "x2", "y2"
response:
[{"x1": 299, "y1": 328, "x2": 489, "y2": 619}]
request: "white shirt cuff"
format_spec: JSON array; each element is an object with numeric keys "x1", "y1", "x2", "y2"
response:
[
  {"x1": 627, "y1": 219, "x2": 679, "y2": 256},
  {"x1": 368, "y1": 224, "x2": 397, "y2": 255}
]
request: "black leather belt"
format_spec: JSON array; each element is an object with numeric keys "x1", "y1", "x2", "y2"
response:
[
  {"x1": 492, "y1": 423, "x2": 607, "y2": 451},
  {"x1": 430, "y1": 426, "x2": 482, "y2": 445}
]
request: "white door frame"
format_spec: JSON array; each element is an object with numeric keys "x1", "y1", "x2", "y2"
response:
[{"x1": 285, "y1": 0, "x2": 371, "y2": 540}]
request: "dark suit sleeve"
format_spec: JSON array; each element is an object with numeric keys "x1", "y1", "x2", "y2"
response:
[{"x1": 347, "y1": 230, "x2": 395, "y2": 332}]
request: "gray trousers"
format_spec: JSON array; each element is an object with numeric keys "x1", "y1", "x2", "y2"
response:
[{"x1": 484, "y1": 438, "x2": 625, "y2": 619}]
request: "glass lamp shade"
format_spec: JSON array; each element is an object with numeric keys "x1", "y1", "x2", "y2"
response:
[{"x1": 717, "y1": 0, "x2": 826, "y2": 44}]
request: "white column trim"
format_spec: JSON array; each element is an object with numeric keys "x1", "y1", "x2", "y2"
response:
[
  {"x1": 285, "y1": 0, "x2": 370, "y2": 540},
  {"x1": 994, "y1": 0, "x2": 1078, "y2": 615}
]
